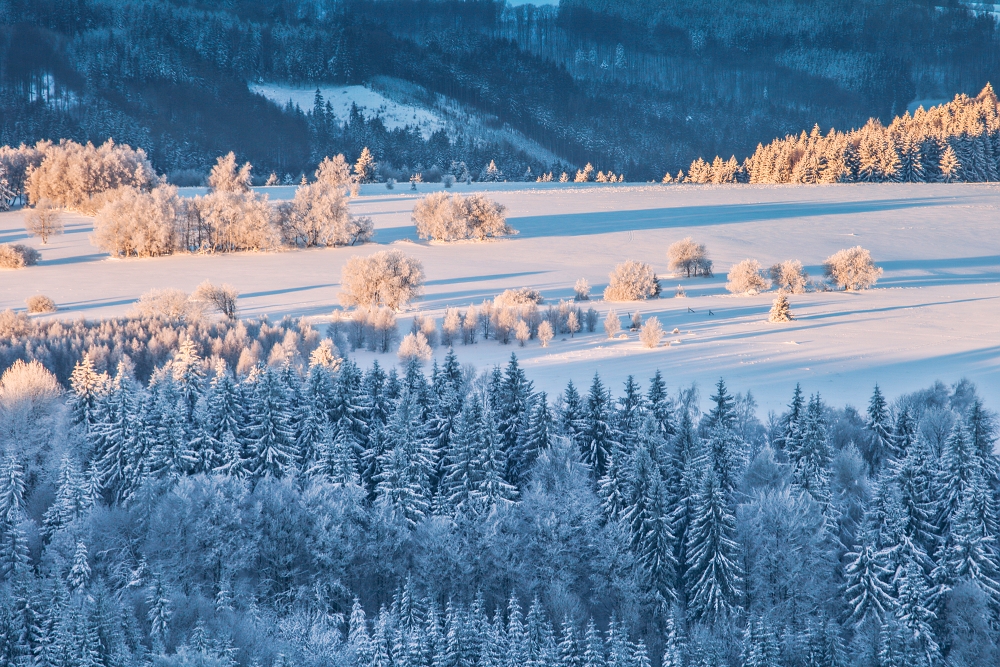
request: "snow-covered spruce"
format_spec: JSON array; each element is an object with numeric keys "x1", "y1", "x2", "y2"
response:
[{"x1": 769, "y1": 291, "x2": 794, "y2": 322}]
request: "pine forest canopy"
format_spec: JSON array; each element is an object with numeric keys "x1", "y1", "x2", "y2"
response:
[
  {"x1": 1, "y1": 0, "x2": 999, "y2": 179},
  {"x1": 0, "y1": 307, "x2": 999, "y2": 665}
]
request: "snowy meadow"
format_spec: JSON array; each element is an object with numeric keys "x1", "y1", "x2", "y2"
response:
[{"x1": 2, "y1": 181, "x2": 999, "y2": 411}]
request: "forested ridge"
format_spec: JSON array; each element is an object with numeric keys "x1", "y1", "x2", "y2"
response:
[
  {"x1": 0, "y1": 312, "x2": 998, "y2": 666},
  {"x1": 2, "y1": 0, "x2": 1000, "y2": 180}
]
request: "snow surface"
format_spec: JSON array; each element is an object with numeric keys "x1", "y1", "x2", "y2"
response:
[
  {"x1": 250, "y1": 83, "x2": 447, "y2": 138},
  {"x1": 2, "y1": 182, "x2": 1000, "y2": 413}
]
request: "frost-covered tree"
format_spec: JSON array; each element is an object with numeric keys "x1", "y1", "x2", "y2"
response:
[
  {"x1": 413, "y1": 192, "x2": 515, "y2": 241},
  {"x1": 340, "y1": 250, "x2": 425, "y2": 310},
  {"x1": 398, "y1": 333, "x2": 433, "y2": 363},
  {"x1": 769, "y1": 260, "x2": 808, "y2": 293},
  {"x1": 24, "y1": 199, "x2": 62, "y2": 244},
  {"x1": 639, "y1": 317, "x2": 664, "y2": 348},
  {"x1": 192, "y1": 281, "x2": 239, "y2": 320},
  {"x1": 725, "y1": 259, "x2": 770, "y2": 294},
  {"x1": 538, "y1": 320, "x2": 554, "y2": 347},
  {"x1": 824, "y1": 246, "x2": 883, "y2": 291},
  {"x1": 207, "y1": 152, "x2": 252, "y2": 193},
  {"x1": 768, "y1": 292, "x2": 794, "y2": 322},
  {"x1": 603, "y1": 310, "x2": 622, "y2": 338},
  {"x1": 668, "y1": 238, "x2": 712, "y2": 278},
  {"x1": 354, "y1": 147, "x2": 376, "y2": 183},
  {"x1": 603, "y1": 261, "x2": 661, "y2": 301},
  {"x1": 685, "y1": 466, "x2": 743, "y2": 620},
  {"x1": 92, "y1": 185, "x2": 183, "y2": 257}
]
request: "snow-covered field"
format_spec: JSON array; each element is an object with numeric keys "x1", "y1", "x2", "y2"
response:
[{"x1": 2, "y1": 183, "x2": 999, "y2": 412}]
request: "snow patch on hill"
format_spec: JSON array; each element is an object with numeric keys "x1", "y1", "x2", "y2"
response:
[{"x1": 250, "y1": 83, "x2": 447, "y2": 138}]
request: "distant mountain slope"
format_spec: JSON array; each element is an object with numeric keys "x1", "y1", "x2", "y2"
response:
[{"x1": 1, "y1": 0, "x2": 998, "y2": 180}]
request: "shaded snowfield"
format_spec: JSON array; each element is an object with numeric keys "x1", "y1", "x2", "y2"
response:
[{"x1": 2, "y1": 183, "x2": 999, "y2": 412}]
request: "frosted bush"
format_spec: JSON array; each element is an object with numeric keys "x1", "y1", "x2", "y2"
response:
[
  {"x1": 639, "y1": 317, "x2": 664, "y2": 348},
  {"x1": 538, "y1": 320, "x2": 554, "y2": 347},
  {"x1": 25, "y1": 295, "x2": 56, "y2": 314},
  {"x1": 574, "y1": 278, "x2": 591, "y2": 301},
  {"x1": 308, "y1": 339, "x2": 342, "y2": 371},
  {"x1": 585, "y1": 307, "x2": 598, "y2": 332},
  {"x1": 726, "y1": 259, "x2": 771, "y2": 294},
  {"x1": 442, "y1": 308, "x2": 463, "y2": 346},
  {"x1": 514, "y1": 320, "x2": 531, "y2": 346},
  {"x1": 413, "y1": 192, "x2": 516, "y2": 241},
  {"x1": 340, "y1": 250, "x2": 425, "y2": 310},
  {"x1": 193, "y1": 281, "x2": 239, "y2": 320},
  {"x1": 668, "y1": 237, "x2": 713, "y2": 277},
  {"x1": 603, "y1": 260, "x2": 661, "y2": 301},
  {"x1": 24, "y1": 199, "x2": 63, "y2": 244},
  {"x1": 0, "y1": 244, "x2": 40, "y2": 269},
  {"x1": 0, "y1": 359, "x2": 61, "y2": 413},
  {"x1": 824, "y1": 246, "x2": 883, "y2": 291},
  {"x1": 495, "y1": 287, "x2": 543, "y2": 308},
  {"x1": 93, "y1": 185, "x2": 183, "y2": 257},
  {"x1": 567, "y1": 311, "x2": 580, "y2": 337},
  {"x1": 194, "y1": 190, "x2": 281, "y2": 252},
  {"x1": 769, "y1": 260, "x2": 808, "y2": 294},
  {"x1": 25, "y1": 139, "x2": 156, "y2": 212},
  {"x1": 631, "y1": 311, "x2": 642, "y2": 330},
  {"x1": 398, "y1": 332, "x2": 432, "y2": 362},
  {"x1": 411, "y1": 314, "x2": 439, "y2": 347},
  {"x1": 604, "y1": 309, "x2": 621, "y2": 338},
  {"x1": 131, "y1": 289, "x2": 205, "y2": 322}
]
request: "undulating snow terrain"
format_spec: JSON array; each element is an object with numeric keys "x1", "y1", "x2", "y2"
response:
[{"x1": 3, "y1": 182, "x2": 998, "y2": 410}]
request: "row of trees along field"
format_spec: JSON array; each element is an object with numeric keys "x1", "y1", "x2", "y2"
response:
[
  {"x1": 681, "y1": 86, "x2": 1000, "y2": 184},
  {"x1": 0, "y1": 311, "x2": 998, "y2": 666}
]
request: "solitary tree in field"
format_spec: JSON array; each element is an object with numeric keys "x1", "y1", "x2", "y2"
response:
[
  {"x1": 769, "y1": 260, "x2": 808, "y2": 293},
  {"x1": 24, "y1": 199, "x2": 62, "y2": 244},
  {"x1": 824, "y1": 246, "x2": 882, "y2": 291},
  {"x1": 726, "y1": 259, "x2": 770, "y2": 295},
  {"x1": 340, "y1": 250, "x2": 425, "y2": 310},
  {"x1": 769, "y1": 292, "x2": 794, "y2": 322},
  {"x1": 604, "y1": 260, "x2": 661, "y2": 301},
  {"x1": 668, "y1": 238, "x2": 712, "y2": 277}
]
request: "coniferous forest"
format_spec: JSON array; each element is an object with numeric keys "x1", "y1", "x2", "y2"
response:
[
  {"x1": 3, "y1": 0, "x2": 1000, "y2": 180},
  {"x1": 0, "y1": 313, "x2": 998, "y2": 667}
]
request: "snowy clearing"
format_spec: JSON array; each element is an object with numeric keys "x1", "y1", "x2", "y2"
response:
[
  {"x1": 250, "y1": 82, "x2": 447, "y2": 137},
  {"x1": 2, "y1": 182, "x2": 999, "y2": 411}
]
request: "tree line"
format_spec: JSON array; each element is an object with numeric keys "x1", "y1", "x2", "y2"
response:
[{"x1": 0, "y1": 315, "x2": 998, "y2": 665}]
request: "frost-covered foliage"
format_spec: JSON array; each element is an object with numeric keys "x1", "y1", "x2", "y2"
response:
[
  {"x1": 639, "y1": 316, "x2": 664, "y2": 347},
  {"x1": 668, "y1": 237, "x2": 713, "y2": 278},
  {"x1": 25, "y1": 295, "x2": 56, "y2": 314},
  {"x1": 207, "y1": 152, "x2": 252, "y2": 193},
  {"x1": 413, "y1": 192, "x2": 515, "y2": 241},
  {"x1": 398, "y1": 332, "x2": 433, "y2": 362},
  {"x1": 726, "y1": 259, "x2": 771, "y2": 294},
  {"x1": 340, "y1": 250, "x2": 425, "y2": 310},
  {"x1": 130, "y1": 288, "x2": 207, "y2": 322},
  {"x1": 92, "y1": 185, "x2": 182, "y2": 257},
  {"x1": 0, "y1": 142, "x2": 46, "y2": 207},
  {"x1": 0, "y1": 244, "x2": 40, "y2": 269},
  {"x1": 603, "y1": 260, "x2": 661, "y2": 301},
  {"x1": 687, "y1": 85, "x2": 1000, "y2": 184},
  {"x1": 494, "y1": 287, "x2": 543, "y2": 308},
  {"x1": 283, "y1": 155, "x2": 373, "y2": 247},
  {"x1": 604, "y1": 309, "x2": 621, "y2": 337},
  {"x1": 25, "y1": 139, "x2": 156, "y2": 212},
  {"x1": 769, "y1": 292, "x2": 794, "y2": 322},
  {"x1": 23, "y1": 199, "x2": 62, "y2": 244},
  {"x1": 574, "y1": 278, "x2": 591, "y2": 301},
  {"x1": 769, "y1": 259, "x2": 809, "y2": 293},
  {"x1": 0, "y1": 310, "x2": 327, "y2": 385},
  {"x1": 824, "y1": 246, "x2": 883, "y2": 291},
  {"x1": 0, "y1": 338, "x2": 995, "y2": 667}
]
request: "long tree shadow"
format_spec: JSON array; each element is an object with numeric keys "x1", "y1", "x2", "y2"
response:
[{"x1": 508, "y1": 197, "x2": 951, "y2": 239}]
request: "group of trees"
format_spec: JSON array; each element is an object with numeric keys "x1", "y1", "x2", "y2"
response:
[
  {"x1": 0, "y1": 321, "x2": 998, "y2": 666},
  {"x1": 726, "y1": 248, "x2": 881, "y2": 295},
  {"x1": 684, "y1": 86, "x2": 1000, "y2": 185},
  {"x1": 412, "y1": 192, "x2": 514, "y2": 242}
]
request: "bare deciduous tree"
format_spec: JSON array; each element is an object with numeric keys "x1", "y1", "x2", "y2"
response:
[
  {"x1": 193, "y1": 281, "x2": 240, "y2": 320},
  {"x1": 23, "y1": 199, "x2": 63, "y2": 244},
  {"x1": 668, "y1": 237, "x2": 713, "y2": 277}
]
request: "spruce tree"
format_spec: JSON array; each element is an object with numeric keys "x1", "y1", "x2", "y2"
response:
[
  {"x1": 843, "y1": 524, "x2": 894, "y2": 627},
  {"x1": 474, "y1": 406, "x2": 518, "y2": 511},
  {"x1": 582, "y1": 374, "x2": 617, "y2": 478},
  {"x1": 624, "y1": 446, "x2": 677, "y2": 600},
  {"x1": 510, "y1": 393, "x2": 552, "y2": 487},
  {"x1": 243, "y1": 367, "x2": 298, "y2": 480},
  {"x1": 560, "y1": 381, "x2": 587, "y2": 449},
  {"x1": 792, "y1": 394, "x2": 832, "y2": 504},
  {"x1": 646, "y1": 370, "x2": 674, "y2": 439},
  {"x1": 685, "y1": 466, "x2": 743, "y2": 620},
  {"x1": 865, "y1": 384, "x2": 897, "y2": 471},
  {"x1": 439, "y1": 398, "x2": 483, "y2": 515}
]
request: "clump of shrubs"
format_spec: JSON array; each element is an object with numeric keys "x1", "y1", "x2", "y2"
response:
[
  {"x1": 494, "y1": 287, "x2": 543, "y2": 308},
  {"x1": 639, "y1": 317, "x2": 664, "y2": 348},
  {"x1": 0, "y1": 244, "x2": 40, "y2": 269},
  {"x1": 412, "y1": 192, "x2": 516, "y2": 241},
  {"x1": 25, "y1": 295, "x2": 56, "y2": 314},
  {"x1": 130, "y1": 288, "x2": 206, "y2": 322},
  {"x1": 604, "y1": 260, "x2": 661, "y2": 301},
  {"x1": 193, "y1": 281, "x2": 240, "y2": 320},
  {"x1": 769, "y1": 260, "x2": 808, "y2": 293}
]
